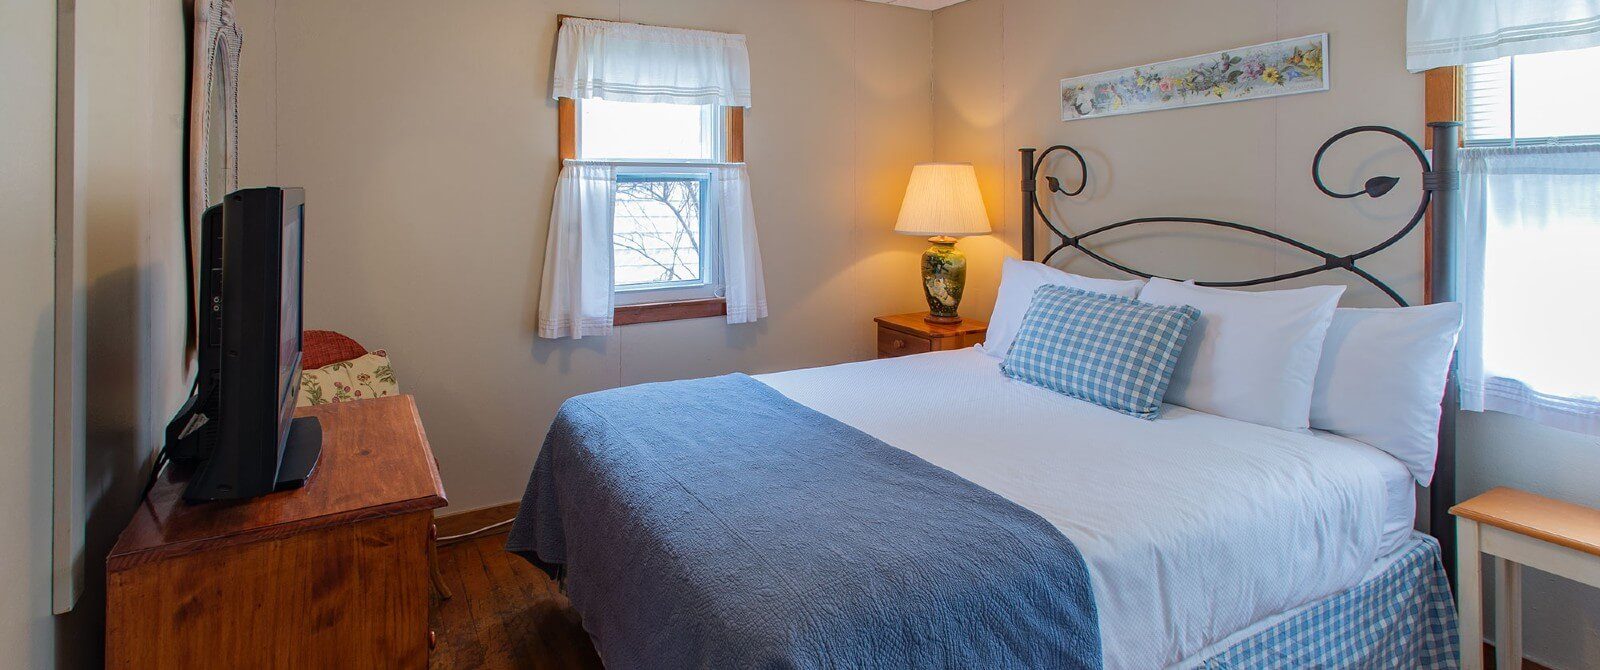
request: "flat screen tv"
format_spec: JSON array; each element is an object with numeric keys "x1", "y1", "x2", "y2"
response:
[{"x1": 165, "y1": 187, "x2": 321, "y2": 502}]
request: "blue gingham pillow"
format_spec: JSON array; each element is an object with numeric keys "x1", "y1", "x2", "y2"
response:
[{"x1": 1001, "y1": 285, "x2": 1200, "y2": 419}]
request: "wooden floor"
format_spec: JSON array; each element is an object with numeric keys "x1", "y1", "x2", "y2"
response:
[{"x1": 430, "y1": 533, "x2": 602, "y2": 670}]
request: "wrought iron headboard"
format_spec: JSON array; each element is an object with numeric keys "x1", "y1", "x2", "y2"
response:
[{"x1": 1018, "y1": 122, "x2": 1464, "y2": 584}]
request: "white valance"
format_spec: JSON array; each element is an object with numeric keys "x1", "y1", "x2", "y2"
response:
[
  {"x1": 1407, "y1": 0, "x2": 1600, "y2": 72},
  {"x1": 553, "y1": 18, "x2": 752, "y2": 107}
]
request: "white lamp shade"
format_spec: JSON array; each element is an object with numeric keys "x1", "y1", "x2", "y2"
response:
[{"x1": 893, "y1": 163, "x2": 992, "y2": 237}]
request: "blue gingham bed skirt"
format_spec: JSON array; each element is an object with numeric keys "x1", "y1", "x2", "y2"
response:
[{"x1": 1196, "y1": 533, "x2": 1459, "y2": 669}]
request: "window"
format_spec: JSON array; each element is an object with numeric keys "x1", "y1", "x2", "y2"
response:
[
  {"x1": 1449, "y1": 46, "x2": 1600, "y2": 435},
  {"x1": 612, "y1": 170, "x2": 714, "y2": 298},
  {"x1": 572, "y1": 98, "x2": 733, "y2": 310},
  {"x1": 538, "y1": 16, "x2": 763, "y2": 339},
  {"x1": 579, "y1": 99, "x2": 721, "y2": 162},
  {"x1": 1464, "y1": 45, "x2": 1600, "y2": 145}
]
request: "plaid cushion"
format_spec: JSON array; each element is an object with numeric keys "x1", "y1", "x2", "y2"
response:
[{"x1": 1001, "y1": 285, "x2": 1199, "y2": 419}]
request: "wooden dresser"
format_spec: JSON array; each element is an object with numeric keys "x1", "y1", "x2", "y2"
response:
[{"x1": 107, "y1": 395, "x2": 447, "y2": 669}]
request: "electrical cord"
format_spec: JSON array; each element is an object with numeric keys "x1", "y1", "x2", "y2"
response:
[
  {"x1": 145, "y1": 376, "x2": 201, "y2": 501},
  {"x1": 436, "y1": 518, "x2": 514, "y2": 544},
  {"x1": 140, "y1": 447, "x2": 171, "y2": 501}
]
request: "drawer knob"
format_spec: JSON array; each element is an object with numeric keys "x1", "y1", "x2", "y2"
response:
[{"x1": 892, "y1": 338, "x2": 905, "y2": 349}]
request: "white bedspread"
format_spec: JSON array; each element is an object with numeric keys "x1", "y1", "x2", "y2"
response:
[{"x1": 757, "y1": 347, "x2": 1415, "y2": 670}]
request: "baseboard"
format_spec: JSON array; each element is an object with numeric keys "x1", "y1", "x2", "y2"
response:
[
  {"x1": 433, "y1": 501, "x2": 519, "y2": 545},
  {"x1": 1483, "y1": 643, "x2": 1554, "y2": 670}
]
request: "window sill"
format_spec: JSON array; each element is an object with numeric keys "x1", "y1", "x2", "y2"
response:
[{"x1": 614, "y1": 298, "x2": 727, "y2": 326}]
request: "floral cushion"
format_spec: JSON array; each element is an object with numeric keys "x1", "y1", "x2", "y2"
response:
[{"x1": 297, "y1": 350, "x2": 400, "y2": 407}]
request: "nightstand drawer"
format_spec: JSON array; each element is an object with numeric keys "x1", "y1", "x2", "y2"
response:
[{"x1": 878, "y1": 328, "x2": 933, "y2": 357}]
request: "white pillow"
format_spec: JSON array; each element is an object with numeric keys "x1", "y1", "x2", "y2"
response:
[
  {"x1": 1310, "y1": 304, "x2": 1462, "y2": 485},
  {"x1": 984, "y1": 257, "x2": 1146, "y2": 358},
  {"x1": 1136, "y1": 278, "x2": 1344, "y2": 430}
]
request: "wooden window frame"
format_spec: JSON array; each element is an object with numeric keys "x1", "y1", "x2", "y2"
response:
[
  {"x1": 555, "y1": 14, "x2": 744, "y2": 326},
  {"x1": 1424, "y1": 66, "x2": 1464, "y2": 149}
]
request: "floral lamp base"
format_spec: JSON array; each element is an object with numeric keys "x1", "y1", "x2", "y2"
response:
[{"x1": 920, "y1": 236, "x2": 966, "y2": 324}]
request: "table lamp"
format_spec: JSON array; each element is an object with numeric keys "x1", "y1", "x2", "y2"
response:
[{"x1": 893, "y1": 162, "x2": 992, "y2": 324}]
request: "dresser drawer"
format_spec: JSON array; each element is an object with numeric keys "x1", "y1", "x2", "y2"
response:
[{"x1": 878, "y1": 327, "x2": 933, "y2": 358}]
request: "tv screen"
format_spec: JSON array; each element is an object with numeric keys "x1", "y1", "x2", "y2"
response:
[
  {"x1": 276, "y1": 198, "x2": 304, "y2": 456},
  {"x1": 168, "y1": 187, "x2": 320, "y2": 502}
]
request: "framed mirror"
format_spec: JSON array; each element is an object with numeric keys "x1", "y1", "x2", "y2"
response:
[{"x1": 186, "y1": 0, "x2": 241, "y2": 354}]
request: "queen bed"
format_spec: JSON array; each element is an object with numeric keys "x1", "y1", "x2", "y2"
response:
[
  {"x1": 761, "y1": 347, "x2": 1436, "y2": 669},
  {"x1": 507, "y1": 123, "x2": 1465, "y2": 669}
]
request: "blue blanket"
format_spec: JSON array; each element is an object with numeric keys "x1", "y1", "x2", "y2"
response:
[{"x1": 506, "y1": 373, "x2": 1101, "y2": 669}]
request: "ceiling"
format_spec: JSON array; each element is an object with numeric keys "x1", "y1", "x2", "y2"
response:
[{"x1": 858, "y1": 0, "x2": 969, "y2": 11}]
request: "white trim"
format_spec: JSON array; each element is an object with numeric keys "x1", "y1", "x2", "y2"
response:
[
  {"x1": 1493, "y1": 558, "x2": 1523, "y2": 669},
  {"x1": 1457, "y1": 519, "x2": 1484, "y2": 670},
  {"x1": 857, "y1": 0, "x2": 971, "y2": 11},
  {"x1": 615, "y1": 283, "x2": 722, "y2": 306},
  {"x1": 1480, "y1": 376, "x2": 1600, "y2": 436},
  {"x1": 1479, "y1": 524, "x2": 1600, "y2": 585},
  {"x1": 566, "y1": 159, "x2": 745, "y2": 168},
  {"x1": 52, "y1": 0, "x2": 86, "y2": 615}
]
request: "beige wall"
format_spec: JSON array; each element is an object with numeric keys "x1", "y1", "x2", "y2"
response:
[
  {"x1": 0, "y1": 0, "x2": 191, "y2": 666},
  {"x1": 932, "y1": 0, "x2": 1599, "y2": 666},
  {"x1": 0, "y1": 0, "x2": 65, "y2": 665},
  {"x1": 59, "y1": 0, "x2": 193, "y2": 666},
  {"x1": 236, "y1": 0, "x2": 939, "y2": 512},
  {"x1": 934, "y1": 0, "x2": 1428, "y2": 316}
]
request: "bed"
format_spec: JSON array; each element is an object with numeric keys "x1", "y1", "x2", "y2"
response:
[
  {"x1": 762, "y1": 347, "x2": 1444, "y2": 668},
  {"x1": 508, "y1": 123, "x2": 1465, "y2": 669}
]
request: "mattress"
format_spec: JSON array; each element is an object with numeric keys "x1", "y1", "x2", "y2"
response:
[{"x1": 757, "y1": 347, "x2": 1418, "y2": 670}]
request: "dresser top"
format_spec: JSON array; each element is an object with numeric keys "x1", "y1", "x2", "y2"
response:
[
  {"x1": 875, "y1": 312, "x2": 989, "y2": 338},
  {"x1": 109, "y1": 395, "x2": 447, "y2": 572}
]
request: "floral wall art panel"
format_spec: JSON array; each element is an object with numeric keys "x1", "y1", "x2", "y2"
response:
[{"x1": 1061, "y1": 34, "x2": 1329, "y2": 121}]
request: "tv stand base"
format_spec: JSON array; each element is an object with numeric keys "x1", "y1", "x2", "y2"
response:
[{"x1": 275, "y1": 416, "x2": 322, "y2": 490}]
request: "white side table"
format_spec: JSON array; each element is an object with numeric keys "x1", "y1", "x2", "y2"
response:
[{"x1": 1452, "y1": 487, "x2": 1600, "y2": 670}]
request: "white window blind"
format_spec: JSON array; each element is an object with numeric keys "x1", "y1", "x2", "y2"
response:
[
  {"x1": 1463, "y1": 45, "x2": 1600, "y2": 145},
  {"x1": 578, "y1": 99, "x2": 721, "y2": 162}
]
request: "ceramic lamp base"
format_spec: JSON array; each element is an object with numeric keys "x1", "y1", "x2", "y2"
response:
[{"x1": 919, "y1": 236, "x2": 967, "y2": 323}]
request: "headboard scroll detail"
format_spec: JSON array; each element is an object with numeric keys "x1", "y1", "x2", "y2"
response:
[{"x1": 1021, "y1": 125, "x2": 1446, "y2": 307}]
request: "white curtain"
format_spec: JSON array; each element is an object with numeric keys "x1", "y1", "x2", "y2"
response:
[
  {"x1": 1456, "y1": 144, "x2": 1600, "y2": 435},
  {"x1": 1408, "y1": 0, "x2": 1600, "y2": 72},
  {"x1": 553, "y1": 18, "x2": 752, "y2": 107},
  {"x1": 537, "y1": 163, "x2": 616, "y2": 339},
  {"x1": 715, "y1": 166, "x2": 767, "y2": 324}
]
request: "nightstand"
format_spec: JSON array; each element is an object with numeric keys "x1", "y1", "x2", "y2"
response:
[
  {"x1": 875, "y1": 312, "x2": 987, "y2": 359},
  {"x1": 1451, "y1": 487, "x2": 1600, "y2": 670}
]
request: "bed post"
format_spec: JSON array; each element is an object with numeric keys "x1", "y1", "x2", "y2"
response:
[
  {"x1": 1021, "y1": 148, "x2": 1037, "y2": 262},
  {"x1": 1427, "y1": 121, "x2": 1462, "y2": 588}
]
